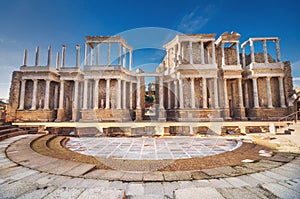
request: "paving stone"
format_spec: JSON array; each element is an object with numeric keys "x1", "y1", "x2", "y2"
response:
[
  {"x1": 163, "y1": 181, "x2": 180, "y2": 197},
  {"x1": 217, "y1": 187, "x2": 265, "y2": 199},
  {"x1": 248, "y1": 173, "x2": 277, "y2": 183},
  {"x1": 191, "y1": 170, "x2": 210, "y2": 180},
  {"x1": 78, "y1": 188, "x2": 125, "y2": 199},
  {"x1": 143, "y1": 172, "x2": 164, "y2": 182},
  {"x1": 83, "y1": 169, "x2": 108, "y2": 178},
  {"x1": 270, "y1": 167, "x2": 297, "y2": 178},
  {"x1": 163, "y1": 171, "x2": 192, "y2": 181},
  {"x1": 236, "y1": 175, "x2": 262, "y2": 186},
  {"x1": 259, "y1": 170, "x2": 289, "y2": 181},
  {"x1": 98, "y1": 170, "x2": 125, "y2": 181},
  {"x1": 35, "y1": 174, "x2": 58, "y2": 185},
  {"x1": 144, "y1": 182, "x2": 164, "y2": 195},
  {"x1": 260, "y1": 182, "x2": 300, "y2": 198},
  {"x1": 8, "y1": 168, "x2": 38, "y2": 181},
  {"x1": 178, "y1": 181, "x2": 196, "y2": 189},
  {"x1": 193, "y1": 179, "x2": 210, "y2": 187},
  {"x1": 126, "y1": 183, "x2": 145, "y2": 196},
  {"x1": 266, "y1": 154, "x2": 294, "y2": 163},
  {"x1": 201, "y1": 167, "x2": 234, "y2": 178},
  {"x1": 0, "y1": 166, "x2": 28, "y2": 179},
  {"x1": 92, "y1": 179, "x2": 111, "y2": 189},
  {"x1": 62, "y1": 177, "x2": 85, "y2": 188},
  {"x1": 47, "y1": 175, "x2": 72, "y2": 186},
  {"x1": 208, "y1": 179, "x2": 234, "y2": 188},
  {"x1": 0, "y1": 180, "x2": 38, "y2": 198},
  {"x1": 278, "y1": 179, "x2": 300, "y2": 193},
  {"x1": 224, "y1": 177, "x2": 250, "y2": 187},
  {"x1": 63, "y1": 163, "x2": 96, "y2": 177},
  {"x1": 109, "y1": 180, "x2": 127, "y2": 190},
  {"x1": 43, "y1": 187, "x2": 84, "y2": 199},
  {"x1": 121, "y1": 172, "x2": 143, "y2": 182},
  {"x1": 17, "y1": 185, "x2": 57, "y2": 199},
  {"x1": 174, "y1": 187, "x2": 225, "y2": 199},
  {"x1": 243, "y1": 186, "x2": 274, "y2": 199}
]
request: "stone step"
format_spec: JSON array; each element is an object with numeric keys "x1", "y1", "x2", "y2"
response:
[
  {"x1": 174, "y1": 187, "x2": 225, "y2": 199},
  {"x1": 260, "y1": 182, "x2": 300, "y2": 198}
]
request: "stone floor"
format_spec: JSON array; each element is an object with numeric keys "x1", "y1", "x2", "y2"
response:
[{"x1": 66, "y1": 137, "x2": 242, "y2": 160}]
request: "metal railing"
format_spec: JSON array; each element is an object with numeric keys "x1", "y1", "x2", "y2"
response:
[{"x1": 278, "y1": 110, "x2": 300, "y2": 123}]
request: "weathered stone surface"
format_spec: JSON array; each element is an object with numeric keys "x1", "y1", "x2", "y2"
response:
[
  {"x1": 120, "y1": 172, "x2": 143, "y2": 182},
  {"x1": 174, "y1": 187, "x2": 225, "y2": 199},
  {"x1": 43, "y1": 187, "x2": 84, "y2": 198},
  {"x1": 260, "y1": 182, "x2": 300, "y2": 198},
  {"x1": 78, "y1": 188, "x2": 125, "y2": 199},
  {"x1": 143, "y1": 172, "x2": 164, "y2": 182}
]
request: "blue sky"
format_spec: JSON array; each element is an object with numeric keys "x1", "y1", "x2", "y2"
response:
[{"x1": 0, "y1": 0, "x2": 300, "y2": 98}]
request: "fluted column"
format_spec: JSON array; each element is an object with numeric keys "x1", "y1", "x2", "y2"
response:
[
  {"x1": 266, "y1": 77, "x2": 273, "y2": 108},
  {"x1": 278, "y1": 77, "x2": 286, "y2": 107},
  {"x1": 58, "y1": 81, "x2": 64, "y2": 109},
  {"x1": 83, "y1": 79, "x2": 88, "y2": 109},
  {"x1": 129, "y1": 81, "x2": 133, "y2": 109},
  {"x1": 250, "y1": 40, "x2": 255, "y2": 63},
  {"x1": 223, "y1": 79, "x2": 229, "y2": 108},
  {"x1": 105, "y1": 79, "x2": 110, "y2": 109},
  {"x1": 190, "y1": 78, "x2": 195, "y2": 108},
  {"x1": 202, "y1": 78, "x2": 207, "y2": 108},
  {"x1": 107, "y1": 43, "x2": 111, "y2": 65},
  {"x1": 47, "y1": 46, "x2": 52, "y2": 67},
  {"x1": 73, "y1": 80, "x2": 79, "y2": 109},
  {"x1": 30, "y1": 79, "x2": 38, "y2": 110},
  {"x1": 44, "y1": 80, "x2": 50, "y2": 110},
  {"x1": 85, "y1": 43, "x2": 88, "y2": 65},
  {"x1": 263, "y1": 40, "x2": 268, "y2": 63},
  {"x1": 252, "y1": 78, "x2": 259, "y2": 108},
  {"x1": 178, "y1": 42, "x2": 182, "y2": 64},
  {"x1": 238, "y1": 78, "x2": 244, "y2": 108},
  {"x1": 90, "y1": 46, "x2": 94, "y2": 65},
  {"x1": 179, "y1": 78, "x2": 184, "y2": 109},
  {"x1": 214, "y1": 78, "x2": 219, "y2": 108},
  {"x1": 61, "y1": 45, "x2": 66, "y2": 68},
  {"x1": 159, "y1": 76, "x2": 164, "y2": 109},
  {"x1": 136, "y1": 77, "x2": 141, "y2": 109},
  {"x1": 54, "y1": 85, "x2": 58, "y2": 109},
  {"x1": 200, "y1": 41, "x2": 204, "y2": 64},
  {"x1": 93, "y1": 79, "x2": 99, "y2": 109},
  {"x1": 76, "y1": 45, "x2": 80, "y2": 68},
  {"x1": 212, "y1": 41, "x2": 216, "y2": 64},
  {"x1": 174, "y1": 47, "x2": 177, "y2": 67},
  {"x1": 129, "y1": 50, "x2": 132, "y2": 71},
  {"x1": 189, "y1": 41, "x2": 193, "y2": 64},
  {"x1": 244, "y1": 81, "x2": 249, "y2": 108},
  {"x1": 18, "y1": 80, "x2": 26, "y2": 110},
  {"x1": 122, "y1": 80, "x2": 126, "y2": 109},
  {"x1": 174, "y1": 80, "x2": 178, "y2": 109},
  {"x1": 167, "y1": 82, "x2": 171, "y2": 109},
  {"x1": 276, "y1": 39, "x2": 281, "y2": 62},
  {"x1": 236, "y1": 42, "x2": 240, "y2": 65},
  {"x1": 221, "y1": 42, "x2": 225, "y2": 66},
  {"x1": 117, "y1": 79, "x2": 121, "y2": 109},
  {"x1": 35, "y1": 46, "x2": 40, "y2": 66},
  {"x1": 23, "y1": 49, "x2": 28, "y2": 66}
]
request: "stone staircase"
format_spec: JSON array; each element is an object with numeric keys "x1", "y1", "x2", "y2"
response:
[{"x1": 0, "y1": 124, "x2": 27, "y2": 141}]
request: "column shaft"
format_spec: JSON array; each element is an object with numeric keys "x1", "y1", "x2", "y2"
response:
[
  {"x1": 18, "y1": 80, "x2": 26, "y2": 110},
  {"x1": 107, "y1": 43, "x2": 111, "y2": 65},
  {"x1": 73, "y1": 81, "x2": 79, "y2": 109},
  {"x1": 202, "y1": 78, "x2": 207, "y2": 108},
  {"x1": 214, "y1": 78, "x2": 219, "y2": 108},
  {"x1": 252, "y1": 78, "x2": 259, "y2": 108},
  {"x1": 56, "y1": 52, "x2": 60, "y2": 70},
  {"x1": 123, "y1": 47, "x2": 126, "y2": 68},
  {"x1": 85, "y1": 43, "x2": 88, "y2": 65},
  {"x1": 23, "y1": 49, "x2": 28, "y2": 66},
  {"x1": 174, "y1": 80, "x2": 178, "y2": 109},
  {"x1": 54, "y1": 85, "x2": 58, "y2": 109},
  {"x1": 278, "y1": 77, "x2": 286, "y2": 107},
  {"x1": 190, "y1": 78, "x2": 195, "y2": 108},
  {"x1": 31, "y1": 80, "x2": 38, "y2": 110},
  {"x1": 276, "y1": 39, "x2": 281, "y2": 62},
  {"x1": 236, "y1": 42, "x2": 240, "y2": 65},
  {"x1": 167, "y1": 82, "x2": 171, "y2": 109},
  {"x1": 159, "y1": 76, "x2": 164, "y2": 109},
  {"x1": 117, "y1": 79, "x2": 121, "y2": 109},
  {"x1": 59, "y1": 81, "x2": 64, "y2": 109},
  {"x1": 105, "y1": 79, "x2": 110, "y2": 109},
  {"x1": 136, "y1": 78, "x2": 141, "y2": 109},
  {"x1": 122, "y1": 80, "x2": 126, "y2": 109},
  {"x1": 212, "y1": 41, "x2": 216, "y2": 64},
  {"x1": 179, "y1": 78, "x2": 184, "y2": 109},
  {"x1": 76, "y1": 45, "x2": 80, "y2": 67},
  {"x1": 91, "y1": 46, "x2": 94, "y2": 65},
  {"x1": 242, "y1": 47, "x2": 246, "y2": 67},
  {"x1": 129, "y1": 50, "x2": 132, "y2": 71},
  {"x1": 223, "y1": 79, "x2": 229, "y2": 108},
  {"x1": 189, "y1": 41, "x2": 193, "y2": 64},
  {"x1": 96, "y1": 44, "x2": 100, "y2": 65},
  {"x1": 200, "y1": 41, "x2": 204, "y2": 64},
  {"x1": 221, "y1": 42, "x2": 225, "y2": 66},
  {"x1": 47, "y1": 46, "x2": 52, "y2": 67},
  {"x1": 44, "y1": 80, "x2": 50, "y2": 110},
  {"x1": 266, "y1": 77, "x2": 273, "y2": 108},
  {"x1": 93, "y1": 79, "x2": 99, "y2": 109},
  {"x1": 244, "y1": 81, "x2": 249, "y2": 108},
  {"x1": 263, "y1": 40, "x2": 268, "y2": 63},
  {"x1": 250, "y1": 40, "x2": 255, "y2": 63},
  {"x1": 83, "y1": 79, "x2": 88, "y2": 109},
  {"x1": 129, "y1": 82, "x2": 133, "y2": 109},
  {"x1": 238, "y1": 78, "x2": 244, "y2": 108}
]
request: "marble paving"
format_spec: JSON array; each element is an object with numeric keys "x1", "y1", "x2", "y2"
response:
[{"x1": 66, "y1": 137, "x2": 242, "y2": 160}]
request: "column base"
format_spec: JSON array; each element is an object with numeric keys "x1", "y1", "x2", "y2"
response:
[
  {"x1": 223, "y1": 108, "x2": 231, "y2": 120},
  {"x1": 158, "y1": 109, "x2": 166, "y2": 121},
  {"x1": 135, "y1": 108, "x2": 142, "y2": 121},
  {"x1": 72, "y1": 108, "x2": 79, "y2": 121},
  {"x1": 55, "y1": 108, "x2": 65, "y2": 122}
]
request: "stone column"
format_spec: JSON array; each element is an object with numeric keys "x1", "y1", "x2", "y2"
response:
[
  {"x1": 35, "y1": 46, "x2": 40, "y2": 66},
  {"x1": 23, "y1": 49, "x2": 28, "y2": 66},
  {"x1": 263, "y1": 40, "x2": 268, "y2": 63},
  {"x1": 61, "y1": 45, "x2": 66, "y2": 68},
  {"x1": 136, "y1": 77, "x2": 141, "y2": 109},
  {"x1": 30, "y1": 79, "x2": 38, "y2": 110},
  {"x1": 73, "y1": 80, "x2": 79, "y2": 109},
  {"x1": 118, "y1": 43, "x2": 121, "y2": 65},
  {"x1": 276, "y1": 39, "x2": 281, "y2": 62},
  {"x1": 174, "y1": 47, "x2": 177, "y2": 67},
  {"x1": 174, "y1": 80, "x2": 178, "y2": 109},
  {"x1": 238, "y1": 78, "x2": 244, "y2": 108},
  {"x1": 178, "y1": 42, "x2": 182, "y2": 64},
  {"x1": 244, "y1": 81, "x2": 249, "y2": 108},
  {"x1": 91, "y1": 45, "x2": 94, "y2": 65},
  {"x1": 96, "y1": 44, "x2": 100, "y2": 65},
  {"x1": 93, "y1": 79, "x2": 99, "y2": 109},
  {"x1": 190, "y1": 78, "x2": 196, "y2": 108},
  {"x1": 56, "y1": 52, "x2": 60, "y2": 70},
  {"x1": 59, "y1": 81, "x2": 64, "y2": 109},
  {"x1": 252, "y1": 78, "x2": 259, "y2": 108},
  {"x1": 167, "y1": 82, "x2": 171, "y2": 109},
  {"x1": 236, "y1": 42, "x2": 240, "y2": 65},
  {"x1": 221, "y1": 42, "x2": 225, "y2": 66},
  {"x1": 47, "y1": 46, "x2": 52, "y2": 67},
  {"x1": 189, "y1": 41, "x2": 193, "y2": 64},
  {"x1": 223, "y1": 79, "x2": 229, "y2": 108},
  {"x1": 129, "y1": 81, "x2": 133, "y2": 109},
  {"x1": 18, "y1": 80, "x2": 26, "y2": 110},
  {"x1": 266, "y1": 77, "x2": 273, "y2": 108},
  {"x1": 76, "y1": 45, "x2": 80, "y2": 68},
  {"x1": 122, "y1": 80, "x2": 126, "y2": 109},
  {"x1": 278, "y1": 77, "x2": 286, "y2": 108},
  {"x1": 242, "y1": 47, "x2": 246, "y2": 67},
  {"x1": 200, "y1": 41, "x2": 205, "y2": 64},
  {"x1": 212, "y1": 41, "x2": 216, "y2": 64},
  {"x1": 107, "y1": 43, "x2": 111, "y2": 65},
  {"x1": 250, "y1": 40, "x2": 255, "y2": 63},
  {"x1": 179, "y1": 78, "x2": 184, "y2": 109},
  {"x1": 202, "y1": 78, "x2": 207, "y2": 108},
  {"x1": 44, "y1": 80, "x2": 50, "y2": 110},
  {"x1": 54, "y1": 85, "x2": 58, "y2": 109},
  {"x1": 123, "y1": 47, "x2": 126, "y2": 68},
  {"x1": 129, "y1": 50, "x2": 132, "y2": 71},
  {"x1": 85, "y1": 43, "x2": 88, "y2": 65},
  {"x1": 117, "y1": 79, "x2": 121, "y2": 109},
  {"x1": 159, "y1": 76, "x2": 164, "y2": 109},
  {"x1": 214, "y1": 78, "x2": 219, "y2": 108},
  {"x1": 83, "y1": 79, "x2": 88, "y2": 109},
  {"x1": 105, "y1": 79, "x2": 110, "y2": 109}
]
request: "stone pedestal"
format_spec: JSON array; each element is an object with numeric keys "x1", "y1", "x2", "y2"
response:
[
  {"x1": 55, "y1": 108, "x2": 65, "y2": 122},
  {"x1": 238, "y1": 107, "x2": 247, "y2": 120},
  {"x1": 71, "y1": 108, "x2": 79, "y2": 122},
  {"x1": 223, "y1": 108, "x2": 231, "y2": 120},
  {"x1": 158, "y1": 109, "x2": 166, "y2": 121},
  {"x1": 135, "y1": 108, "x2": 142, "y2": 121}
]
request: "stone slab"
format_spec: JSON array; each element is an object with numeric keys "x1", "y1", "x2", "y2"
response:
[
  {"x1": 126, "y1": 183, "x2": 145, "y2": 196},
  {"x1": 95, "y1": 170, "x2": 125, "y2": 181},
  {"x1": 17, "y1": 185, "x2": 57, "y2": 199},
  {"x1": 83, "y1": 169, "x2": 108, "y2": 179},
  {"x1": 208, "y1": 179, "x2": 234, "y2": 188},
  {"x1": 43, "y1": 187, "x2": 84, "y2": 199},
  {"x1": 191, "y1": 170, "x2": 210, "y2": 180},
  {"x1": 78, "y1": 188, "x2": 125, "y2": 199},
  {"x1": 143, "y1": 172, "x2": 164, "y2": 182},
  {"x1": 144, "y1": 182, "x2": 164, "y2": 195},
  {"x1": 224, "y1": 177, "x2": 250, "y2": 187},
  {"x1": 260, "y1": 182, "x2": 300, "y2": 198},
  {"x1": 217, "y1": 187, "x2": 264, "y2": 199},
  {"x1": 174, "y1": 187, "x2": 225, "y2": 199},
  {"x1": 120, "y1": 172, "x2": 143, "y2": 182},
  {"x1": 63, "y1": 163, "x2": 96, "y2": 177},
  {"x1": 0, "y1": 181, "x2": 38, "y2": 198}
]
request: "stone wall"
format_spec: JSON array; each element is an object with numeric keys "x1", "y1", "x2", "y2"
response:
[{"x1": 6, "y1": 71, "x2": 21, "y2": 122}]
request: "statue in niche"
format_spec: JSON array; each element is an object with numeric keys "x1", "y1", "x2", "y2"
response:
[
  {"x1": 100, "y1": 99, "x2": 104, "y2": 109},
  {"x1": 38, "y1": 99, "x2": 43, "y2": 110}
]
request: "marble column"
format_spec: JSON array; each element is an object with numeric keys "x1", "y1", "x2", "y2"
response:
[
  {"x1": 242, "y1": 47, "x2": 246, "y2": 67},
  {"x1": 122, "y1": 80, "x2": 126, "y2": 109},
  {"x1": 76, "y1": 45, "x2": 80, "y2": 68},
  {"x1": 83, "y1": 79, "x2": 88, "y2": 109},
  {"x1": 202, "y1": 78, "x2": 207, "y2": 108},
  {"x1": 221, "y1": 42, "x2": 225, "y2": 66},
  {"x1": 174, "y1": 80, "x2": 178, "y2": 109},
  {"x1": 174, "y1": 47, "x2": 177, "y2": 67},
  {"x1": 105, "y1": 79, "x2": 110, "y2": 109},
  {"x1": 85, "y1": 43, "x2": 88, "y2": 65},
  {"x1": 244, "y1": 81, "x2": 249, "y2": 108},
  {"x1": 136, "y1": 77, "x2": 141, "y2": 109},
  {"x1": 278, "y1": 77, "x2": 286, "y2": 108},
  {"x1": 47, "y1": 46, "x2": 52, "y2": 67},
  {"x1": 93, "y1": 79, "x2": 99, "y2": 109},
  {"x1": 54, "y1": 85, "x2": 58, "y2": 109},
  {"x1": 190, "y1": 78, "x2": 196, "y2": 108},
  {"x1": 214, "y1": 78, "x2": 219, "y2": 108},
  {"x1": 107, "y1": 43, "x2": 111, "y2": 65},
  {"x1": 96, "y1": 44, "x2": 100, "y2": 65},
  {"x1": 200, "y1": 41, "x2": 204, "y2": 64},
  {"x1": 59, "y1": 81, "x2": 64, "y2": 109},
  {"x1": 129, "y1": 81, "x2": 133, "y2": 109},
  {"x1": 129, "y1": 50, "x2": 132, "y2": 71},
  {"x1": 178, "y1": 42, "x2": 182, "y2": 64},
  {"x1": 31, "y1": 79, "x2": 38, "y2": 110},
  {"x1": 238, "y1": 78, "x2": 244, "y2": 108},
  {"x1": 61, "y1": 45, "x2": 66, "y2": 68},
  {"x1": 23, "y1": 49, "x2": 28, "y2": 66},
  {"x1": 252, "y1": 78, "x2": 259, "y2": 108},
  {"x1": 189, "y1": 41, "x2": 193, "y2": 64},
  {"x1": 263, "y1": 40, "x2": 268, "y2": 63},
  {"x1": 118, "y1": 43, "x2": 121, "y2": 65},
  {"x1": 117, "y1": 79, "x2": 121, "y2": 109},
  {"x1": 236, "y1": 42, "x2": 240, "y2": 65},
  {"x1": 18, "y1": 80, "x2": 26, "y2": 110},
  {"x1": 212, "y1": 41, "x2": 216, "y2": 64},
  {"x1": 73, "y1": 80, "x2": 79, "y2": 109},
  {"x1": 44, "y1": 80, "x2": 50, "y2": 110},
  {"x1": 35, "y1": 46, "x2": 40, "y2": 66},
  {"x1": 276, "y1": 39, "x2": 281, "y2": 62},
  {"x1": 123, "y1": 47, "x2": 126, "y2": 68},
  {"x1": 167, "y1": 82, "x2": 171, "y2": 109},
  {"x1": 250, "y1": 40, "x2": 255, "y2": 63},
  {"x1": 56, "y1": 52, "x2": 60, "y2": 70},
  {"x1": 266, "y1": 77, "x2": 273, "y2": 108},
  {"x1": 159, "y1": 76, "x2": 164, "y2": 109},
  {"x1": 179, "y1": 78, "x2": 184, "y2": 109},
  {"x1": 223, "y1": 79, "x2": 229, "y2": 108},
  {"x1": 91, "y1": 45, "x2": 94, "y2": 65}
]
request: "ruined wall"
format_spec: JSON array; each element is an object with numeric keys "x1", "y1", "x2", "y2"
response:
[
  {"x1": 6, "y1": 71, "x2": 21, "y2": 122},
  {"x1": 244, "y1": 53, "x2": 276, "y2": 66},
  {"x1": 283, "y1": 61, "x2": 294, "y2": 98},
  {"x1": 216, "y1": 47, "x2": 238, "y2": 66}
]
